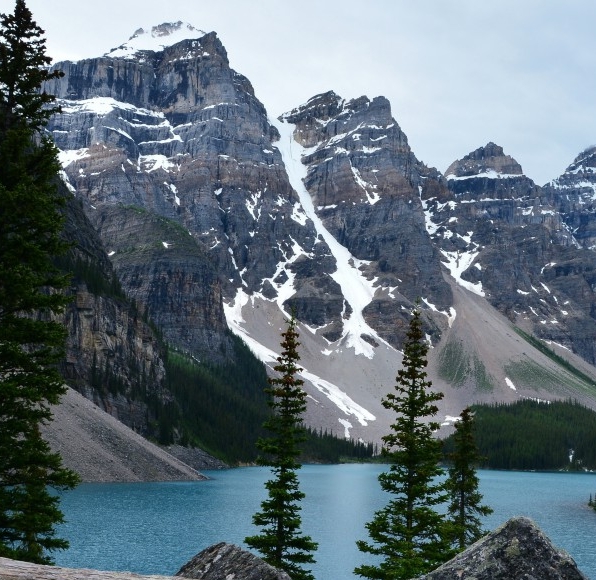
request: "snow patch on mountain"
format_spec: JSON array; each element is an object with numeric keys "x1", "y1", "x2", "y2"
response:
[
  {"x1": 223, "y1": 291, "x2": 376, "y2": 427},
  {"x1": 350, "y1": 162, "x2": 380, "y2": 204},
  {"x1": 273, "y1": 117, "x2": 386, "y2": 358},
  {"x1": 446, "y1": 170, "x2": 522, "y2": 181},
  {"x1": 421, "y1": 196, "x2": 485, "y2": 297},
  {"x1": 59, "y1": 97, "x2": 166, "y2": 119},
  {"x1": 105, "y1": 22, "x2": 206, "y2": 59},
  {"x1": 59, "y1": 148, "x2": 90, "y2": 168},
  {"x1": 440, "y1": 248, "x2": 485, "y2": 297}
]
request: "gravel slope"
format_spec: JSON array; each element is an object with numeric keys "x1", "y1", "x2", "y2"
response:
[{"x1": 41, "y1": 387, "x2": 205, "y2": 482}]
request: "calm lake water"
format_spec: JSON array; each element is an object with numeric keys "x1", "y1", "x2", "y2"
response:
[{"x1": 54, "y1": 465, "x2": 596, "y2": 579}]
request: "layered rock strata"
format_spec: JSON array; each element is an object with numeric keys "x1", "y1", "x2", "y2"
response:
[{"x1": 426, "y1": 143, "x2": 596, "y2": 365}]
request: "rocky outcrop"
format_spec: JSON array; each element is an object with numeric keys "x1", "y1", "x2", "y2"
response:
[
  {"x1": 544, "y1": 146, "x2": 596, "y2": 250},
  {"x1": 420, "y1": 516, "x2": 588, "y2": 579},
  {"x1": 282, "y1": 91, "x2": 452, "y2": 345},
  {"x1": 0, "y1": 544, "x2": 290, "y2": 580},
  {"x1": 176, "y1": 542, "x2": 291, "y2": 580},
  {"x1": 445, "y1": 142, "x2": 523, "y2": 179},
  {"x1": 427, "y1": 143, "x2": 596, "y2": 365},
  {"x1": 0, "y1": 557, "x2": 177, "y2": 579}
]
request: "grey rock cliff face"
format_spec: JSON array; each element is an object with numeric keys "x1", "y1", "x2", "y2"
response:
[
  {"x1": 427, "y1": 143, "x2": 596, "y2": 365},
  {"x1": 60, "y1": 187, "x2": 169, "y2": 434},
  {"x1": 89, "y1": 205, "x2": 232, "y2": 363},
  {"x1": 283, "y1": 91, "x2": 452, "y2": 345},
  {"x1": 544, "y1": 146, "x2": 596, "y2": 250},
  {"x1": 46, "y1": 28, "x2": 334, "y2": 360},
  {"x1": 420, "y1": 516, "x2": 588, "y2": 580}
]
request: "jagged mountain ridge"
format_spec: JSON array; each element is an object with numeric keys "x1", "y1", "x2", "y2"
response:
[
  {"x1": 44, "y1": 22, "x2": 596, "y2": 445},
  {"x1": 426, "y1": 142, "x2": 596, "y2": 366}
]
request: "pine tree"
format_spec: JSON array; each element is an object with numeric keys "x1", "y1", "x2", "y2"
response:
[
  {"x1": 445, "y1": 407, "x2": 493, "y2": 551},
  {"x1": 355, "y1": 306, "x2": 453, "y2": 580},
  {"x1": 0, "y1": 0, "x2": 79, "y2": 564},
  {"x1": 245, "y1": 315, "x2": 318, "y2": 580}
]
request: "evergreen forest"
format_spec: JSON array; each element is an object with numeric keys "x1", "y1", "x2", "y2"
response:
[
  {"x1": 161, "y1": 338, "x2": 375, "y2": 464},
  {"x1": 442, "y1": 399, "x2": 596, "y2": 471}
]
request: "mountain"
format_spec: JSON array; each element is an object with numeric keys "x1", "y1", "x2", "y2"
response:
[
  {"x1": 543, "y1": 146, "x2": 596, "y2": 249},
  {"x1": 57, "y1": 181, "x2": 173, "y2": 435},
  {"x1": 43, "y1": 22, "x2": 596, "y2": 451}
]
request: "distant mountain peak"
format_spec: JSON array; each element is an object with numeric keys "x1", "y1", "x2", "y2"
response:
[
  {"x1": 445, "y1": 142, "x2": 524, "y2": 180},
  {"x1": 567, "y1": 145, "x2": 596, "y2": 173},
  {"x1": 105, "y1": 22, "x2": 207, "y2": 59}
]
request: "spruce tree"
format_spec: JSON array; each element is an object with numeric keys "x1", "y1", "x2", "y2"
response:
[
  {"x1": 446, "y1": 407, "x2": 492, "y2": 550},
  {"x1": 0, "y1": 0, "x2": 79, "y2": 564},
  {"x1": 245, "y1": 315, "x2": 318, "y2": 580},
  {"x1": 355, "y1": 306, "x2": 453, "y2": 580}
]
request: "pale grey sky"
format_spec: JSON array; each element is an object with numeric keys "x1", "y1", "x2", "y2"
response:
[{"x1": 10, "y1": 0, "x2": 596, "y2": 185}]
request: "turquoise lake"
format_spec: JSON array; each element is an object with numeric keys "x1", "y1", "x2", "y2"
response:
[{"x1": 55, "y1": 465, "x2": 596, "y2": 579}]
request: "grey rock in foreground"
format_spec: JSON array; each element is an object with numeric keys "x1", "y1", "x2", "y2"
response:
[
  {"x1": 420, "y1": 516, "x2": 588, "y2": 580},
  {"x1": 176, "y1": 542, "x2": 291, "y2": 580},
  {"x1": 0, "y1": 556, "x2": 177, "y2": 579}
]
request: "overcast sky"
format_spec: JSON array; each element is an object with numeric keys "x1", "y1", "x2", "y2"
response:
[{"x1": 11, "y1": 0, "x2": 596, "y2": 185}]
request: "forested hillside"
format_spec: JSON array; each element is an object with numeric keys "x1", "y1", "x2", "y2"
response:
[{"x1": 443, "y1": 400, "x2": 596, "y2": 470}]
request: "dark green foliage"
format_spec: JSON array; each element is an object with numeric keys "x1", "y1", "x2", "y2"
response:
[
  {"x1": 300, "y1": 427, "x2": 376, "y2": 463},
  {"x1": 445, "y1": 407, "x2": 492, "y2": 551},
  {"x1": 54, "y1": 252, "x2": 125, "y2": 299},
  {"x1": 0, "y1": 0, "x2": 63, "y2": 135},
  {"x1": 0, "y1": 426, "x2": 79, "y2": 563},
  {"x1": 0, "y1": 0, "x2": 79, "y2": 564},
  {"x1": 245, "y1": 316, "x2": 317, "y2": 580},
  {"x1": 163, "y1": 333, "x2": 270, "y2": 461},
  {"x1": 443, "y1": 399, "x2": 596, "y2": 471},
  {"x1": 355, "y1": 307, "x2": 453, "y2": 580}
]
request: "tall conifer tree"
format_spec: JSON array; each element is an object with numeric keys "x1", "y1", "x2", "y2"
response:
[
  {"x1": 245, "y1": 315, "x2": 317, "y2": 580},
  {"x1": 0, "y1": 0, "x2": 79, "y2": 564},
  {"x1": 446, "y1": 407, "x2": 492, "y2": 550},
  {"x1": 355, "y1": 306, "x2": 453, "y2": 580}
]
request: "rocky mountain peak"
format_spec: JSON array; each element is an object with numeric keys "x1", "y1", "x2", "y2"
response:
[
  {"x1": 566, "y1": 145, "x2": 596, "y2": 173},
  {"x1": 445, "y1": 142, "x2": 523, "y2": 179},
  {"x1": 282, "y1": 90, "x2": 344, "y2": 125},
  {"x1": 105, "y1": 22, "x2": 207, "y2": 59},
  {"x1": 543, "y1": 145, "x2": 596, "y2": 250}
]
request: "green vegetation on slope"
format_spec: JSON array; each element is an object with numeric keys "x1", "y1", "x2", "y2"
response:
[
  {"x1": 438, "y1": 340, "x2": 469, "y2": 387},
  {"x1": 442, "y1": 399, "x2": 596, "y2": 471},
  {"x1": 161, "y1": 335, "x2": 375, "y2": 464},
  {"x1": 513, "y1": 328, "x2": 596, "y2": 395},
  {"x1": 437, "y1": 340, "x2": 495, "y2": 392}
]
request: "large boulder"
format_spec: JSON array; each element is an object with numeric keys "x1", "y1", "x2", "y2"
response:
[
  {"x1": 421, "y1": 516, "x2": 588, "y2": 580},
  {"x1": 176, "y1": 542, "x2": 291, "y2": 580}
]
